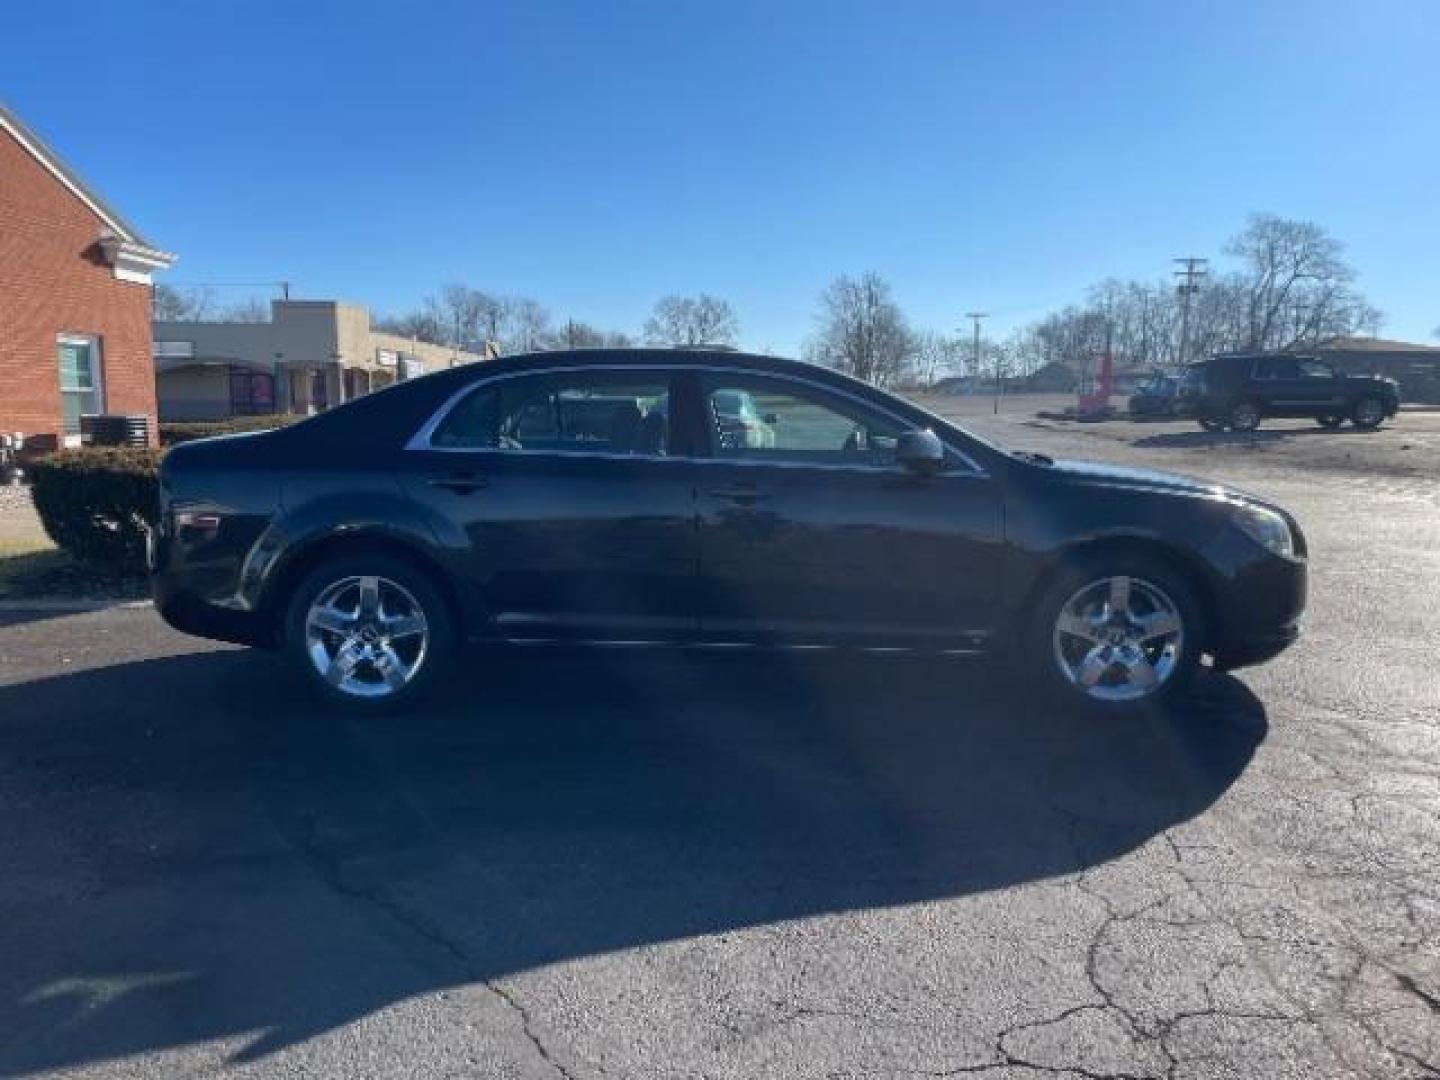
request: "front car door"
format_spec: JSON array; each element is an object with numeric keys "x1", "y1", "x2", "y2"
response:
[
  {"x1": 690, "y1": 370, "x2": 1004, "y2": 650},
  {"x1": 399, "y1": 367, "x2": 697, "y2": 641}
]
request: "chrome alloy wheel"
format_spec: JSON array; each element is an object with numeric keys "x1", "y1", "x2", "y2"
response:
[
  {"x1": 304, "y1": 575, "x2": 429, "y2": 698},
  {"x1": 1051, "y1": 575, "x2": 1184, "y2": 703}
]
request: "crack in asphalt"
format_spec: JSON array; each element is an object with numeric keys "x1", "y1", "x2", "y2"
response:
[
  {"x1": 1397, "y1": 973, "x2": 1440, "y2": 1017},
  {"x1": 288, "y1": 814, "x2": 579, "y2": 1080}
]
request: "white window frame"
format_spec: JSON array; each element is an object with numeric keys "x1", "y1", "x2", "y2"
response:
[{"x1": 57, "y1": 333, "x2": 105, "y2": 433}]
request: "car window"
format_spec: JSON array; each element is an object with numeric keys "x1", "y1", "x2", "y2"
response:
[
  {"x1": 1254, "y1": 356, "x2": 1300, "y2": 379},
  {"x1": 431, "y1": 374, "x2": 671, "y2": 456},
  {"x1": 703, "y1": 379, "x2": 902, "y2": 466},
  {"x1": 1297, "y1": 359, "x2": 1336, "y2": 378}
]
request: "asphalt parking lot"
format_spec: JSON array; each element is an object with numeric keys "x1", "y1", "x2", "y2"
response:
[{"x1": 2, "y1": 406, "x2": 1439, "y2": 1078}]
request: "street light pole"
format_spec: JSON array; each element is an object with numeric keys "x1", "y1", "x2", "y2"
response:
[{"x1": 965, "y1": 311, "x2": 991, "y2": 413}]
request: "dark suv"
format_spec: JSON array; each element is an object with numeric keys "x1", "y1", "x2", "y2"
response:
[{"x1": 1180, "y1": 353, "x2": 1399, "y2": 432}]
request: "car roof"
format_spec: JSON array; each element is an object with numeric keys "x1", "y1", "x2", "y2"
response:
[{"x1": 409, "y1": 347, "x2": 864, "y2": 399}]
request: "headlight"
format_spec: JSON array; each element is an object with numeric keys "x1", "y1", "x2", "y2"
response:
[{"x1": 1232, "y1": 504, "x2": 1294, "y2": 558}]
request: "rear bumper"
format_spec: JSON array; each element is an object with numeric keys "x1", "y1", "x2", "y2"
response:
[
  {"x1": 153, "y1": 578, "x2": 275, "y2": 648},
  {"x1": 150, "y1": 534, "x2": 275, "y2": 649}
]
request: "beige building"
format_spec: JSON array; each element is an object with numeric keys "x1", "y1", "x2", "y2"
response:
[{"x1": 154, "y1": 299, "x2": 492, "y2": 421}]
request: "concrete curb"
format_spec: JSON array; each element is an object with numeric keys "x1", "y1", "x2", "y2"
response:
[{"x1": 0, "y1": 598, "x2": 152, "y2": 613}]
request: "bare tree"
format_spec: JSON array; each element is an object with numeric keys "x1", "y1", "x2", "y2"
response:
[
  {"x1": 980, "y1": 214, "x2": 1383, "y2": 380},
  {"x1": 152, "y1": 284, "x2": 218, "y2": 321},
  {"x1": 374, "y1": 309, "x2": 447, "y2": 344},
  {"x1": 1225, "y1": 214, "x2": 1371, "y2": 351},
  {"x1": 220, "y1": 298, "x2": 270, "y2": 323},
  {"x1": 507, "y1": 298, "x2": 552, "y2": 353},
  {"x1": 643, "y1": 294, "x2": 739, "y2": 346},
  {"x1": 546, "y1": 321, "x2": 636, "y2": 349},
  {"x1": 805, "y1": 272, "x2": 918, "y2": 387},
  {"x1": 427, "y1": 284, "x2": 508, "y2": 350},
  {"x1": 914, "y1": 330, "x2": 968, "y2": 384}
]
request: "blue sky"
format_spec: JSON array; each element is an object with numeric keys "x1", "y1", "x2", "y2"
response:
[{"x1": 5, "y1": 0, "x2": 1437, "y2": 352}]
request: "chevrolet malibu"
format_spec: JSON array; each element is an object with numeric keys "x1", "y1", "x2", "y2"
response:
[{"x1": 151, "y1": 349, "x2": 1306, "y2": 716}]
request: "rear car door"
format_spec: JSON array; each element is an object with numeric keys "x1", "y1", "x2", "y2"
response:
[
  {"x1": 1294, "y1": 357, "x2": 1349, "y2": 414},
  {"x1": 398, "y1": 368, "x2": 698, "y2": 641},
  {"x1": 690, "y1": 372, "x2": 1004, "y2": 650}
]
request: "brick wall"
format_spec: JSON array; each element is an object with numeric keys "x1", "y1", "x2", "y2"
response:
[{"x1": 0, "y1": 128, "x2": 158, "y2": 445}]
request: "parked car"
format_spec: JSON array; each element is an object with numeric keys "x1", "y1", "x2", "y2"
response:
[
  {"x1": 1127, "y1": 372, "x2": 1181, "y2": 417},
  {"x1": 1179, "y1": 353, "x2": 1399, "y2": 432},
  {"x1": 151, "y1": 349, "x2": 1307, "y2": 717}
]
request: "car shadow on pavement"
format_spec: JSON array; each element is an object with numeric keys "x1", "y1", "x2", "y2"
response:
[
  {"x1": 0, "y1": 647, "x2": 1267, "y2": 1073},
  {"x1": 1135, "y1": 425, "x2": 1379, "y2": 449}
]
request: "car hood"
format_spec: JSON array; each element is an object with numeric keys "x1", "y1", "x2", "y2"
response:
[{"x1": 1044, "y1": 458, "x2": 1264, "y2": 504}]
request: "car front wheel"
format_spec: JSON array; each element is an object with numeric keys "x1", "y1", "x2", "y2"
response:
[
  {"x1": 1029, "y1": 555, "x2": 1204, "y2": 716},
  {"x1": 284, "y1": 555, "x2": 455, "y2": 713}
]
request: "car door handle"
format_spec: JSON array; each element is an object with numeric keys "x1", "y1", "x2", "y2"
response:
[
  {"x1": 426, "y1": 472, "x2": 488, "y2": 493},
  {"x1": 706, "y1": 483, "x2": 767, "y2": 505}
]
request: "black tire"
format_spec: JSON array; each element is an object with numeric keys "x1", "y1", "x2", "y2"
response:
[
  {"x1": 1228, "y1": 399, "x2": 1262, "y2": 432},
  {"x1": 1351, "y1": 397, "x2": 1385, "y2": 429},
  {"x1": 1024, "y1": 551, "x2": 1206, "y2": 719},
  {"x1": 283, "y1": 554, "x2": 456, "y2": 714},
  {"x1": 1197, "y1": 417, "x2": 1227, "y2": 432},
  {"x1": 1316, "y1": 414, "x2": 1345, "y2": 429}
]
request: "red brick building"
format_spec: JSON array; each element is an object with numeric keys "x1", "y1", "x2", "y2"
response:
[{"x1": 0, "y1": 104, "x2": 174, "y2": 449}]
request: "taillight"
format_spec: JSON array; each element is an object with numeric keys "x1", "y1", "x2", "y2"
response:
[{"x1": 174, "y1": 511, "x2": 222, "y2": 538}]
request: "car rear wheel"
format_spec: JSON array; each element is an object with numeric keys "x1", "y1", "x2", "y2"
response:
[
  {"x1": 1029, "y1": 554, "x2": 1204, "y2": 717},
  {"x1": 284, "y1": 555, "x2": 455, "y2": 713},
  {"x1": 1351, "y1": 397, "x2": 1386, "y2": 429},
  {"x1": 1228, "y1": 400, "x2": 1262, "y2": 432},
  {"x1": 1317, "y1": 414, "x2": 1345, "y2": 429},
  {"x1": 1197, "y1": 417, "x2": 1227, "y2": 432}
]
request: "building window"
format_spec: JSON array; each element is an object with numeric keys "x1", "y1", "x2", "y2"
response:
[
  {"x1": 57, "y1": 335, "x2": 103, "y2": 434},
  {"x1": 229, "y1": 368, "x2": 276, "y2": 415}
]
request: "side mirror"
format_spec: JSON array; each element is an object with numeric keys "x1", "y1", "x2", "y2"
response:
[
  {"x1": 895, "y1": 429, "x2": 946, "y2": 475},
  {"x1": 762, "y1": 412, "x2": 779, "y2": 425}
]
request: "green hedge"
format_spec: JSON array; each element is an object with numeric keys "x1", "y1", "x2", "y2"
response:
[
  {"x1": 27, "y1": 448, "x2": 163, "y2": 572},
  {"x1": 160, "y1": 415, "x2": 294, "y2": 446}
]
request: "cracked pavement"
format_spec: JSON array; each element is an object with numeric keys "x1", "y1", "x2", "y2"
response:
[{"x1": 1, "y1": 408, "x2": 1438, "y2": 1078}]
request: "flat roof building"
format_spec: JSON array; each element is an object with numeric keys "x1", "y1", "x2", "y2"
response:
[
  {"x1": 1311, "y1": 336, "x2": 1440, "y2": 404},
  {"x1": 154, "y1": 300, "x2": 493, "y2": 421}
]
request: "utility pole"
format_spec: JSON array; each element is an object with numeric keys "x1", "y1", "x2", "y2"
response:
[
  {"x1": 965, "y1": 312, "x2": 991, "y2": 413},
  {"x1": 1173, "y1": 257, "x2": 1208, "y2": 370}
]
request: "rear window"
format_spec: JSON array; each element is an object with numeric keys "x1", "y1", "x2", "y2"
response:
[
  {"x1": 432, "y1": 372, "x2": 672, "y2": 456},
  {"x1": 285, "y1": 373, "x2": 457, "y2": 448}
]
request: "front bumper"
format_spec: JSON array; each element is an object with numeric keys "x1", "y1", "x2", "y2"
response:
[
  {"x1": 1211, "y1": 619, "x2": 1302, "y2": 671},
  {"x1": 1201, "y1": 521, "x2": 1308, "y2": 671}
]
